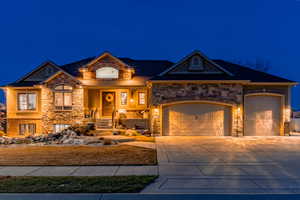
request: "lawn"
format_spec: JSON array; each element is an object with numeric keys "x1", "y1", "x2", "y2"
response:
[
  {"x1": 0, "y1": 145, "x2": 157, "y2": 166},
  {"x1": 0, "y1": 176, "x2": 157, "y2": 193}
]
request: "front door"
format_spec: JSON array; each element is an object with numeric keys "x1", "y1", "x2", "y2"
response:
[{"x1": 102, "y1": 91, "x2": 115, "y2": 117}]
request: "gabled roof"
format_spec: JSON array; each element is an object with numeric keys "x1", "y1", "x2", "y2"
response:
[
  {"x1": 16, "y1": 61, "x2": 61, "y2": 82},
  {"x1": 3, "y1": 51, "x2": 296, "y2": 87},
  {"x1": 151, "y1": 59, "x2": 295, "y2": 83},
  {"x1": 42, "y1": 70, "x2": 81, "y2": 84},
  {"x1": 159, "y1": 50, "x2": 233, "y2": 76},
  {"x1": 59, "y1": 57, "x2": 173, "y2": 77},
  {"x1": 85, "y1": 52, "x2": 129, "y2": 69}
]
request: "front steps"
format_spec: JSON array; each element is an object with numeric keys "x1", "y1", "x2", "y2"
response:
[{"x1": 96, "y1": 119, "x2": 113, "y2": 129}]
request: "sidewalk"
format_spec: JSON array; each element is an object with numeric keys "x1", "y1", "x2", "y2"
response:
[
  {"x1": 0, "y1": 194, "x2": 300, "y2": 200},
  {"x1": 0, "y1": 166, "x2": 158, "y2": 176}
]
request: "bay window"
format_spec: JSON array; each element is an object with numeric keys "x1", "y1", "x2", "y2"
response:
[
  {"x1": 54, "y1": 85, "x2": 73, "y2": 110},
  {"x1": 18, "y1": 93, "x2": 36, "y2": 110}
]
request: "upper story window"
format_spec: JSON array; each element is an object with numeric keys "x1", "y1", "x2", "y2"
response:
[
  {"x1": 96, "y1": 67, "x2": 119, "y2": 79},
  {"x1": 189, "y1": 55, "x2": 204, "y2": 71},
  {"x1": 18, "y1": 93, "x2": 36, "y2": 111},
  {"x1": 54, "y1": 85, "x2": 73, "y2": 110}
]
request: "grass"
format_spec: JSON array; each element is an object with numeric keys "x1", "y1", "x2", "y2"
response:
[
  {"x1": 0, "y1": 145, "x2": 157, "y2": 166},
  {"x1": 0, "y1": 176, "x2": 157, "y2": 193}
]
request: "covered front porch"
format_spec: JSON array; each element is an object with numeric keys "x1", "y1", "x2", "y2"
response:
[{"x1": 83, "y1": 87, "x2": 150, "y2": 130}]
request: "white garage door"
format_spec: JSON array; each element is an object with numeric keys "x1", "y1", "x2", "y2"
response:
[
  {"x1": 163, "y1": 103, "x2": 231, "y2": 136},
  {"x1": 244, "y1": 95, "x2": 281, "y2": 136}
]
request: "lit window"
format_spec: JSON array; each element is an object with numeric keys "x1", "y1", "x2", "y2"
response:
[
  {"x1": 18, "y1": 93, "x2": 36, "y2": 110},
  {"x1": 96, "y1": 67, "x2": 119, "y2": 79},
  {"x1": 19, "y1": 124, "x2": 36, "y2": 135},
  {"x1": 54, "y1": 85, "x2": 73, "y2": 110},
  {"x1": 120, "y1": 92, "x2": 128, "y2": 105},
  {"x1": 189, "y1": 56, "x2": 204, "y2": 70},
  {"x1": 53, "y1": 124, "x2": 70, "y2": 133},
  {"x1": 138, "y1": 92, "x2": 146, "y2": 105}
]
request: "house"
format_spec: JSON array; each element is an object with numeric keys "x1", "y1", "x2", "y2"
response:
[{"x1": 1, "y1": 50, "x2": 297, "y2": 137}]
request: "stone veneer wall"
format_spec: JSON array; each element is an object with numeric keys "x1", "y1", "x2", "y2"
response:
[
  {"x1": 151, "y1": 83, "x2": 243, "y2": 105},
  {"x1": 150, "y1": 83, "x2": 243, "y2": 136},
  {"x1": 41, "y1": 73, "x2": 84, "y2": 134}
]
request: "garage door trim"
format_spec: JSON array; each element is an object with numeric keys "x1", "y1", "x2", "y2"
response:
[
  {"x1": 243, "y1": 93, "x2": 284, "y2": 136},
  {"x1": 161, "y1": 100, "x2": 234, "y2": 136}
]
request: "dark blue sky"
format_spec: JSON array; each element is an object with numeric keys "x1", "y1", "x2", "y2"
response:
[{"x1": 1, "y1": 0, "x2": 299, "y2": 108}]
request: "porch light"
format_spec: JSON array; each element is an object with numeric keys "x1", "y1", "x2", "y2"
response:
[
  {"x1": 119, "y1": 109, "x2": 126, "y2": 114},
  {"x1": 130, "y1": 98, "x2": 134, "y2": 103},
  {"x1": 285, "y1": 107, "x2": 291, "y2": 122},
  {"x1": 153, "y1": 108, "x2": 159, "y2": 115}
]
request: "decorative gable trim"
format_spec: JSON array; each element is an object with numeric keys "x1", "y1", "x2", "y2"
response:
[
  {"x1": 85, "y1": 51, "x2": 129, "y2": 70},
  {"x1": 42, "y1": 70, "x2": 80, "y2": 85},
  {"x1": 16, "y1": 61, "x2": 61, "y2": 82},
  {"x1": 159, "y1": 50, "x2": 233, "y2": 76}
]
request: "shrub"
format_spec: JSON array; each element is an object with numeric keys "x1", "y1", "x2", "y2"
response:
[{"x1": 103, "y1": 138, "x2": 112, "y2": 145}]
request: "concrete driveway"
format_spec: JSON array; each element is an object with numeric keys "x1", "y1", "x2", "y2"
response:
[{"x1": 143, "y1": 136, "x2": 300, "y2": 194}]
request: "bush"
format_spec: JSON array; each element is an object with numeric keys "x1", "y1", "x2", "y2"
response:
[
  {"x1": 67, "y1": 125, "x2": 93, "y2": 136},
  {"x1": 124, "y1": 129, "x2": 141, "y2": 136},
  {"x1": 103, "y1": 138, "x2": 112, "y2": 145}
]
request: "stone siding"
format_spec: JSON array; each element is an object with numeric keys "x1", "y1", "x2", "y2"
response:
[
  {"x1": 151, "y1": 83, "x2": 243, "y2": 105},
  {"x1": 41, "y1": 73, "x2": 84, "y2": 133},
  {"x1": 150, "y1": 83, "x2": 243, "y2": 136}
]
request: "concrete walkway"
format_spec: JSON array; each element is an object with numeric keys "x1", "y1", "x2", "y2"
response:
[
  {"x1": 0, "y1": 194, "x2": 300, "y2": 200},
  {"x1": 0, "y1": 166, "x2": 158, "y2": 176},
  {"x1": 142, "y1": 136, "x2": 300, "y2": 194}
]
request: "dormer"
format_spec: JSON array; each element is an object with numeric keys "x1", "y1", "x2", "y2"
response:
[
  {"x1": 159, "y1": 50, "x2": 233, "y2": 76},
  {"x1": 79, "y1": 52, "x2": 134, "y2": 80}
]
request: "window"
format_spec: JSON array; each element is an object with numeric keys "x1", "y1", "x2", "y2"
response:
[
  {"x1": 18, "y1": 93, "x2": 36, "y2": 111},
  {"x1": 53, "y1": 124, "x2": 70, "y2": 133},
  {"x1": 138, "y1": 92, "x2": 146, "y2": 105},
  {"x1": 96, "y1": 67, "x2": 119, "y2": 79},
  {"x1": 120, "y1": 92, "x2": 128, "y2": 105},
  {"x1": 19, "y1": 124, "x2": 36, "y2": 136},
  {"x1": 54, "y1": 85, "x2": 73, "y2": 110},
  {"x1": 189, "y1": 56, "x2": 204, "y2": 70}
]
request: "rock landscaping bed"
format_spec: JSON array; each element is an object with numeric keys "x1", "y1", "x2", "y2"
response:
[
  {"x1": 0, "y1": 126, "x2": 154, "y2": 146},
  {"x1": 0, "y1": 129, "x2": 116, "y2": 146}
]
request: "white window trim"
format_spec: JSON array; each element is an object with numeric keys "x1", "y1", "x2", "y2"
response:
[
  {"x1": 138, "y1": 92, "x2": 146, "y2": 105},
  {"x1": 96, "y1": 67, "x2": 119, "y2": 79},
  {"x1": 120, "y1": 92, "x2": 128, "y2": 105},
  {"x1": 17, "y1": 92, "x2": 37, "y2": 111},
  {"x1": 53, "y1": 124, "x2": 71, "y2": 133}
]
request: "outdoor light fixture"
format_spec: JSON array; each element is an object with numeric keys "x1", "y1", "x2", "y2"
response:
[
  {"x1": 130, "y1": 98, "x2": 134, "y2": 103},
  {"x1": 118, "y1": 109, "x2": 126, "y2": 114},
  {"x1": 153, "y1": 108, "x2": 159, "y2": 115}
]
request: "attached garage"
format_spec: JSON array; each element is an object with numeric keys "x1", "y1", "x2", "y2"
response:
[
  {"x1": 244, "y1": 95, "x2": 282, "y2": 136},
  {"x1": 162, "y1": 102, "x2": 231, "y2": 136}
]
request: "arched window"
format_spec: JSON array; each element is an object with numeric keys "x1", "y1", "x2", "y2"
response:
[
  {"x1": 54, "y1": 85, "x2": 73, "y2": 110},
  {"x1": 189, "y1": 56, "x2": 204, "y2": 70},
  {"x1": 96, "y1": 67, "x2": 119, "y2": 79}
]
